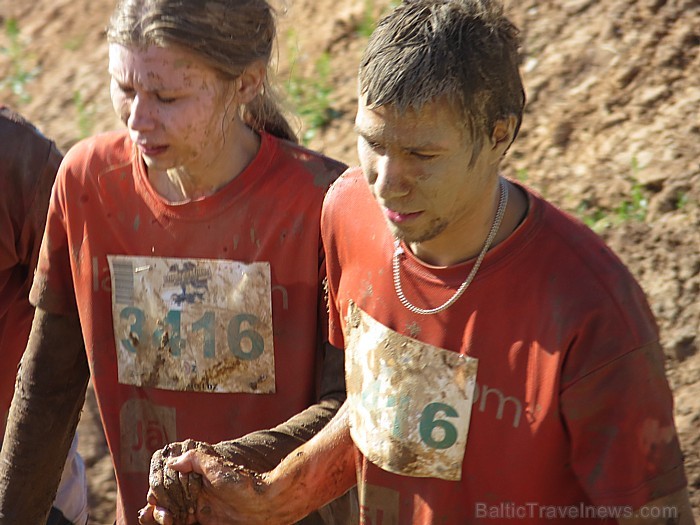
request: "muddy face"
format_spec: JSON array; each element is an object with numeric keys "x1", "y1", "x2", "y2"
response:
[
  {"x1": 108, "y1": 43, "x2": 234, "y2": 176},
  {"x1": 355, "y1": 94, "x2": 511, "y2": 266}
]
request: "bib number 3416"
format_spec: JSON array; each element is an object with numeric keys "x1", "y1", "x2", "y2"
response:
[
  {"x1": 109, "y1": 255, "x2": 275, "y2": 394},
  {"x1": 120, "y1": 307, "x2": 264, "y2": 361}
]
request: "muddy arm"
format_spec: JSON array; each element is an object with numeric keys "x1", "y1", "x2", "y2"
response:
[
  {"x1": 214, "y1": 342, "x2": 346, "y2": 471},
  {"x1": 144, "y1": 343, "x2": 348, "y2": 523},
  {"x1": 617, "y1": 488, "x2": 695, "y2": 525},
  {"x1": 0, "y1": 308, "x2": 89, "y2": 525},
  {"x1": 142, "y1": 401, "x2": 357, "y2": 525}
]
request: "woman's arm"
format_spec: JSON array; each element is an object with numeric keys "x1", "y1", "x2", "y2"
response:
[{"x1": 0, "y1": 309, "x2": 89, "y2": 525}]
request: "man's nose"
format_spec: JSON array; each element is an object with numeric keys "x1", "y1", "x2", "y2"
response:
[{"x1": 373, "y1": 154, "x2": 411, "y2": 201}]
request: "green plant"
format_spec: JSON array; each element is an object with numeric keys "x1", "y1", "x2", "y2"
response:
[
  {"x1": 614, "y1": 156, "x2": 649, "y2": 221},
  {"x1": 515, "y1": 168, "x2": 529, "y2": 183},
  {"x1": 286, "y1": 51, "x2": 341, "y2": 145},
  {"x1": 0, "y1": 19, "x2": 41, "y2": 104},
  {"x1": 73, "y1": 90, "x2": 95, "y2": 139},
  {"x1": 357, "y1": 0, "x2": 378, "y2": 38},
  {"x1": 577, "y1": 199, "x2": 612, "y2": 234},
  {"x1": 63, "y1": 35, "x2": 86, "y2": 52},
  {"x1": 674, "y1": 191, "x2": 689, "y2": 210},
  {"x1": 615, "y1": 181, "x2": 648, "y2": 222}
]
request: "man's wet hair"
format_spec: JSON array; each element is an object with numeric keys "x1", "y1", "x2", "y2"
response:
[{"x1": 359, "y1": 0, "x2": 526, "y2": 161}]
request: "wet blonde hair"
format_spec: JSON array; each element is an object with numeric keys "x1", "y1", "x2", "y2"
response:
[{"x1": 107, "y1": 0, "x2": 297, "y2": 142}]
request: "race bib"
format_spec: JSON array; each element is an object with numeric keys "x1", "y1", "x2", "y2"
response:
[
  {"x1": 345, "y1": 302, "x2": 478, "y2": 481},
  {"x1": 108, "y1": 255, "x2": 275, "y2": 393}
]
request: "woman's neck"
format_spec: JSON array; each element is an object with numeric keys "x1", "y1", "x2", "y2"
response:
[{"x1": 149, "y1": 122, "x2": 261, "y2": 203}]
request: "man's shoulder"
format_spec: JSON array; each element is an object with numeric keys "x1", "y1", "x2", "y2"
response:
[
  {"x1": 536, "y1": 193, "x2": 627, "y2": 270},
  {"x1": 321, "y1": 168, "x2": 379, "y2": 249},
  {"x1": 527, "y1": 187, "x2": 654, "y2": 324},
  {"x1": 64, "y1": 129, "x2": 131, "y2": 162},
  {"x1": 324, "y1": 167, "x2": 367, "y2": 207},
  {"x1": 271, "y1": 135, "x2": 348, "y2": 191}
]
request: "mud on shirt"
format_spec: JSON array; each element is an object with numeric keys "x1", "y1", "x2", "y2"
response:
[
  {"x1": 31, "y1": 130, "x2": 346, "y2": 524},
  {"x1": 322, "y1": 168, "x2": 686, "y2": 524}
]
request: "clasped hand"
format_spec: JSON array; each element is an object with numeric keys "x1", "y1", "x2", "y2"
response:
[{"x1": 138, "y1": 439, "x2": 278, "y2": 525}]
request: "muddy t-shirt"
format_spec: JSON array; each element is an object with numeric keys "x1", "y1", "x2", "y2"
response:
[
  {"x1": 31, "y1": 130, "x2": 346, "y2": 525},
  {"x1": 0, "y1": 107, "x2": 61, "y2": 427},
  {"x1": 322, "y1": 168, "x2": 686, "y2": 524}
]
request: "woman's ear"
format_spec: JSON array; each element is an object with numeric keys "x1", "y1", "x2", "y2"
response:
[
  {"x1": 235, "y1": 61, "x2": 266, "y2": 105},
  {"x1": 490, "y1": 115, "x2": 518, "y2": 153}
]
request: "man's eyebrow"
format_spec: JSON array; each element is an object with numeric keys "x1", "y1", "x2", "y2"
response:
[
  {"x1": 353, "y1": 124, "x2": 367, "y2": 136},
  {"x1": 353, "y1": 124, "x2": 382, "y2": 142}
]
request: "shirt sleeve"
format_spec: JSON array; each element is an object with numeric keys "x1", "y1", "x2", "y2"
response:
[
  {"x1": 561, "y1": 340, "x2": 687, "y2": 508},
  {"x1": 0, "y1": 107, "x2": 62, "y2": 317},
  {"x1": 29, "y1": 153, "x2": 79, "y2": 315},
  {"x1": 320, "y1": 178, "x2": 346, "y2": 351}
]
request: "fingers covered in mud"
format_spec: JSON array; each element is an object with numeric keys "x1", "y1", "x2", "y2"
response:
[
  {"x1": 147, "y1": 440, "x2": 203, "y2": 525},
  {"x1": 145, "y1": 439, "x2": 272, "y2": 524},
  {"x1": 169, "y1": 448, "x2": 274, "y2": 524}
]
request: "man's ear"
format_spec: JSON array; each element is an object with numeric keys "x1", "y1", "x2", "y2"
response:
[
  {"x1": 490, "y1": 115, "x2": 518, "y2": 153},
  {"x1": 235, "y1": 61, "x2": 266, "y2": 105}
]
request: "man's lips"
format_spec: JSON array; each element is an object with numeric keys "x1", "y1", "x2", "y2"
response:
[{"x1": 384, "y1": 207, "x2": 423, "y2": 223}]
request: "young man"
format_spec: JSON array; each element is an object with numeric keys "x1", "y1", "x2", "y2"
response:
[
  {"x1": 140, "y1": 1, "x2": 694, "y2": 523},
  {"x1": 0, "y1": 106, "x2": 89, "y2": 525}
]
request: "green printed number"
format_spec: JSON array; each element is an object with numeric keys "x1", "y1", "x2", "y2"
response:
[
  {"x1": 119, "y1": 307, "x2": 265, "y2": 361},
  {"x1": 120, "y1": 306, "x2": 145, "y2": 353},
  {"x1": 227, "y1": 314, "x2": 264, "y2": 360},
  {"x1": 419, "y1": 402, "x2": 459, "y2": 449},
  {"x1": 152, "y1": 310, "x2": 182, "y2": 356},
  {"x1": 192, "y1": 311, "x2": 215, "y2": 358}
]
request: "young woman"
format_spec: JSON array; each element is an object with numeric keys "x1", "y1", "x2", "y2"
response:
[{"x1": 0, "y1": 1, "x2": 349, "y2": 524}]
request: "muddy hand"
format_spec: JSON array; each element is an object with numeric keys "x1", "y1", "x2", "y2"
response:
[
  {"x1": 167, "y1": 449, "x2": 278, "y2": 525},
  {"x1": 138, "y1": 502, "x2": 197, "y2": 525},
  {"x1": 147, "y1": 439, "x2": 204, "y2": 525}
]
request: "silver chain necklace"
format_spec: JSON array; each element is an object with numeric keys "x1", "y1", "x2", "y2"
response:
[{"x1": 392, "y1": 178, "x2": 509, "y2": 315}]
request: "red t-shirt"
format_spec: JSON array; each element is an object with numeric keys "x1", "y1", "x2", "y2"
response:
[
  {"x1": 322, "y1": 168, "x2": 686, "y2": 524},
  {"x1": 0, "y1": 107, "x2": 62, "y2": 434},
  {"x1": 31, "y1": 130, "x2": 346, "y2": 524}
]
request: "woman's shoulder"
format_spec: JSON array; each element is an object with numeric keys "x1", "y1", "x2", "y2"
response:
[
  {"x1": 63, "y1": 129, "x2": 132, "y2": 168},
  {"x1": 58, "y1": 130, "x2": 133, "y2": 187}
]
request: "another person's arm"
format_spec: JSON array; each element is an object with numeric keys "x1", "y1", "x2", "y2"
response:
[
  {"x1": 145, "y1": 342, "x2": 347, "y2": 523},
  {"x1": 141, "y1": 401, "x2": 356, "y2": 525},
  {"x1": 0, "y1": 309, "x2": 89, "y2": 525},
  {"x1": 214, "y1": 341, "x2": 347, "y2": 470},
  {"x1": 617, "y1": 488, "x2": 695, "y2": 524}
]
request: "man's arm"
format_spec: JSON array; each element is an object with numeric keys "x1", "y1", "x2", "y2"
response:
[
  {"x1": 216, "y1": 342, "x2": 347, "y2": 470},
  {"x1": 141, "y1": 401, "x2": 356, "y2": 525},
  {"x1": 145, "y1": 342, "x2": 348, "y2": 522},
  {"x1": 0, "y1": 309, "x2": 89, "y2": 525},
  {"x1": 618, "y1": 488, "x2": 695, "y2": 525}
]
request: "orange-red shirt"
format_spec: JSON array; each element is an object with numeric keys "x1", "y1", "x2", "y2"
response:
[
  {"x1": 323, "y1": 168, "x2": 686, "y2": 524},
  {"x1": 32, "y1": 130, "x2": 346, "y2": 524},
  {"x1": 0, "y1": 107, "x2": 62, "y2": 432}
]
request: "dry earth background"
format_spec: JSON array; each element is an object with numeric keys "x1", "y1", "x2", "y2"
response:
[{"x1": 0, "y1": 0, "x2": 699, "y2": 522}]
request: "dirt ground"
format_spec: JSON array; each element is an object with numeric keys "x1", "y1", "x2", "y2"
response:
[{"x1": 1, "y1": 0, "x2": 698, "y2": 522}]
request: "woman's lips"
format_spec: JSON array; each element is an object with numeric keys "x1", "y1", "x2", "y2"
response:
[{"x1": 138, "y1": 143, "x2": 168, "y2": 156}]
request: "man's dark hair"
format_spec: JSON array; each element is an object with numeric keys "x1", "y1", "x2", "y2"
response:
[{"x1": 359, "y1": 0, "x2": 526, "y2": 159}]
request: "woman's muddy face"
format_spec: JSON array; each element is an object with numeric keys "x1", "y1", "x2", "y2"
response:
[{"x1": 108, "y1": 43, "x2": 233, "y2": 173}]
